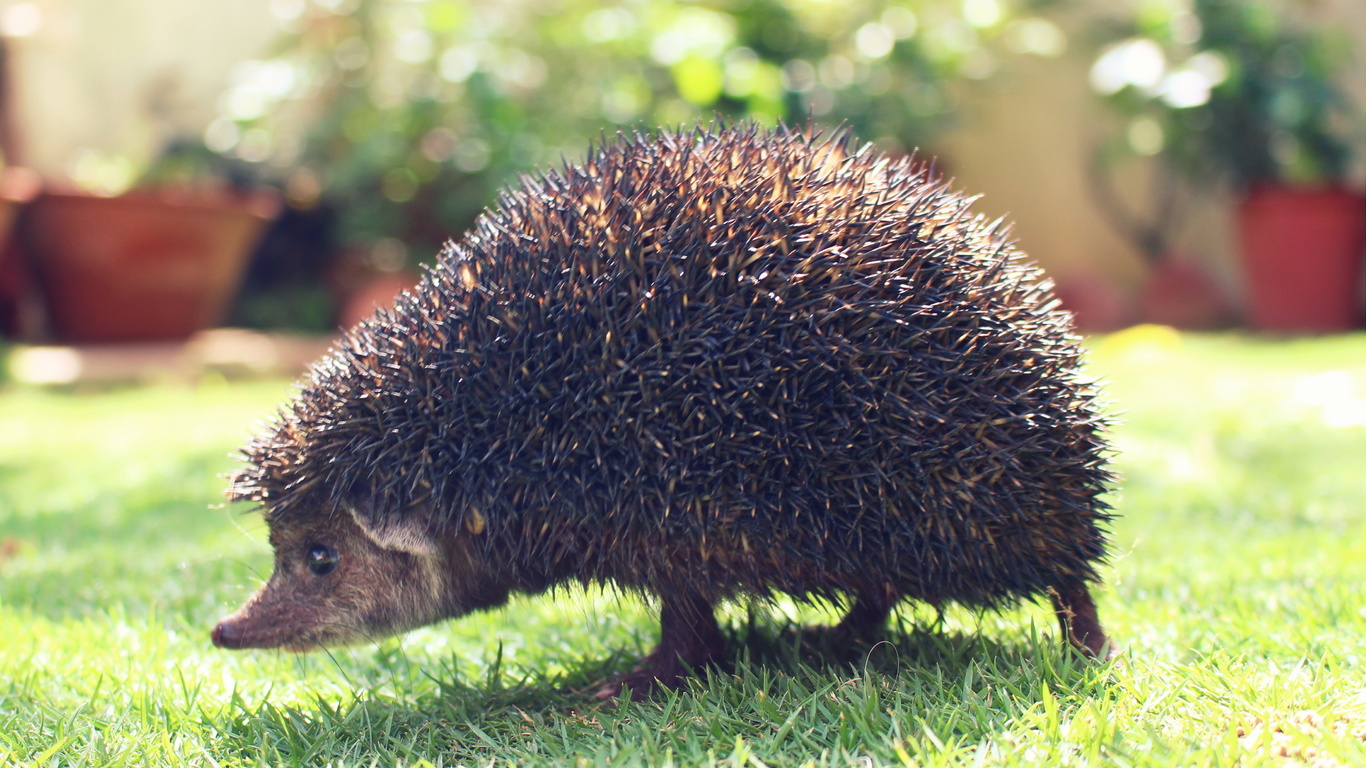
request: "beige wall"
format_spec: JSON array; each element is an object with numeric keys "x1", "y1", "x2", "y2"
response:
[
  {"x1": 940, "y1": 50, "x2": 1151, "y2": 295},
  {"x1": 4, "y1": 0, "x2": 276, "y2": 175},
  {"x1": 941, "y1": 50, "x2": 1243, "y2": 312}
]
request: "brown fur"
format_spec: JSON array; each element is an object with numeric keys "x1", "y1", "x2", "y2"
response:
[{"x1": 213, "y1": 509, "x2": 507, "y2": 651}]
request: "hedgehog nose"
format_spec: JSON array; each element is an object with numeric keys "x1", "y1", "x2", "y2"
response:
[{"x1": 212, "y1": 619, "x2": 244, "y2": 649}]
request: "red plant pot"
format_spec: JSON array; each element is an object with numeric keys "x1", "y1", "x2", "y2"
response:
[
  {"x1": 1138, "y1": 258, "x2": 1235, "y2": 330},
  {"x1": 23, "y1": 188, "x2": 279, "y2": 343},
  {"x1": 335, "y1": 270, "x2": 422, "y2": 330},
  {"x1": 1238, "y1": 185, "x2": 1366, "y2": 333}
]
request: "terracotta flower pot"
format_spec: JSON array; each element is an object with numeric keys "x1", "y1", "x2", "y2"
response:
[
  {"x1": 23, "y1": 188, "x2": 279, "y2": 343},
  {"x1": 325, "y1": 244, "x2": 422, "y2": 330},
  {"x1": 1137, "y1": 258, "x2": 1235, "y2": 330},
  {"x1": 1237, "y1": 185, "x2": 1366, "y2": 333},
  {"x1": 334, "y1": 270, "x2": 422, "y2": 330},
  {"x1": 1052, "y1": 271, "x2": 1134, "y2": 333}
]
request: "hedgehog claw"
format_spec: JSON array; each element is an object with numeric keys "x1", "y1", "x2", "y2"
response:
[
  {"x1": 593, "y1": 670, "x2": 672, "y2": 702},
  {"x1": 594, "y1": 591, "x2": 725, "y2": 701},
  {"x1": 592, "y1": 650, "x2": 697, "y2": 702}
]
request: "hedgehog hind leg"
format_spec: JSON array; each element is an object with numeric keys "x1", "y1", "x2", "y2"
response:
[
  {"x1": 596, "y1": 590, "x2": 725, "y2": 701},
  {"x1": 1049, "y1": 585, "x2": 1112, "y2": 659},
  {"x1": 831, "y1": 590, "x2": 899, "y2": 644}
]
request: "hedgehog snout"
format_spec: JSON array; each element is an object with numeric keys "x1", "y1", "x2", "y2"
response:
[{"x1": 210, "y1": 618, "x2": 245, "y2": 649}]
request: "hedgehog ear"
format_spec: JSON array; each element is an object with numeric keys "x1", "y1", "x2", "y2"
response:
[{"x1": 345, "y1": 501, "x2": 439, "y2": 556}]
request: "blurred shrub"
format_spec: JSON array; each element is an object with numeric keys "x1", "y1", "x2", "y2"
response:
[
  {"x1": 1087, "y1": 0, "x2": 1359, "y2": 189},
  {"x1": 210, "y1": 0, "x2": 1063, "y2": 264}
]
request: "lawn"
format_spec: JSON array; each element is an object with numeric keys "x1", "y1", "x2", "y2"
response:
[{"x1": 1, "y1": 328, "x2": 1364, "y2": 767}]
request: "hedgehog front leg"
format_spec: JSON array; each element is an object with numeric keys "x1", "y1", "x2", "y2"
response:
[
  {"x1": 596, "y1": 590, "x2": 725, "y2": 700},
  {"x1": 1049, "y1": 585, "x2": 1111, "y2": 658}
]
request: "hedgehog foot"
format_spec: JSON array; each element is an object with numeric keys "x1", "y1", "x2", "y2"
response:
[
  {"x1": 596, "y1": 591, "x2": 724, "y2": 701},
  {"x1": 1050, "y1": 585, "x2": 1113, "y2": 659}
]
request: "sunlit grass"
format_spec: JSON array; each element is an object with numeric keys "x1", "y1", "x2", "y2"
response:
[{"x1": 2, "y1": 331, "x2": 1364, "y2": 766}]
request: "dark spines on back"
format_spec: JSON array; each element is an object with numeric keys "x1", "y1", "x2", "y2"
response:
[{"x1": 230, "y1": 125, "x2": 1111, "y2": 607}]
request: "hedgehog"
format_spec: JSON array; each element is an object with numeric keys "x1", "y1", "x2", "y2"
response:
[{"x1": 212, "y1": 125, "x2": 1114, "y2": 699}]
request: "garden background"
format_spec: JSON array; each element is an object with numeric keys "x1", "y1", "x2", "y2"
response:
[{"x1": 1, "y1": 0, "x2": 1365, "y2": 765}]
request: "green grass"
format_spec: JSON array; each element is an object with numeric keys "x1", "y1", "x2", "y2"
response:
[{"x1": 2, "y1": 329, "x2": 1364, "y2": 767}]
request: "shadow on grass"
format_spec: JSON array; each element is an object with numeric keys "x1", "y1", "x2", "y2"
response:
[
  {"x1": 731, "y1": 614, "x2": 1092, "y2": 678},
  {"x1": 198, "y1": 620, "x2": 1119, "y2": 765}
]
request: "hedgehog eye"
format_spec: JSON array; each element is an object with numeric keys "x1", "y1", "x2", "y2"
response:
[{"x1": 306, "y1": 544, "x2": 339, "y2": 576}]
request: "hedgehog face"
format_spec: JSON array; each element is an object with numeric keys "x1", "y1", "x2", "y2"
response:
[{"x1": 212, "y1": 499, "x2": 510, "y2": 651}]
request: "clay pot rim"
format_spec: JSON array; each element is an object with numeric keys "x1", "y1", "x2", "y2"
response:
[
  {"x1": 31, "y1": 183, "x2": 282, "y2": 220},
  {"x1": 1241, "y1": 182, "x2": 1366, "y2": 200}
]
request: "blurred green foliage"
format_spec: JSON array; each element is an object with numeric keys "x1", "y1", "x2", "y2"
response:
[
  {"x1": 212, "y1": 0, "x2": 1064, "y2": 263},
  {"x1": 1087, "y1": 0, "x2": 1360, "y2": 189}
]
